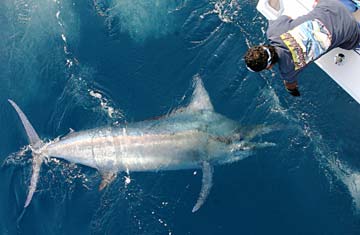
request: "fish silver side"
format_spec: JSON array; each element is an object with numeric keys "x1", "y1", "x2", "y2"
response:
[{"x1": 8, "y1": 76, "x2": 273, "y2": 212}]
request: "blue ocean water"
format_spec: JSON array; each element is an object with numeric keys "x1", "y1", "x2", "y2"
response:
[{"x1": 1, "y1": 0, "x2": 360, "y2": 234}]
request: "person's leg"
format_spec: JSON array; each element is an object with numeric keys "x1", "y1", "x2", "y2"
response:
[{"x1": 339, "y1": 0, "x2": 358, "y2": 12}]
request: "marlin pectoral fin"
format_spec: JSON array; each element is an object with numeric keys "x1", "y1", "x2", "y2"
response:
[
  {"x1": 99, "y1": 172, "x2": 117, "y2": 191},
  {"x1": 192, "y1": 161, "x2": 213, "y2": 213}
]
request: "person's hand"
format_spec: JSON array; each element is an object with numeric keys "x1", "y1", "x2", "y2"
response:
[
  {"x1": 286, "y1": 87, "x2": 300, "y2": 96},
  {"x1": 283, "y1": 80, "x2": 300, "y2": 97}
]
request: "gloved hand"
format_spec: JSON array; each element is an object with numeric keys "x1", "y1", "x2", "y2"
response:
[
  {"x1": 283, "y1": 80, "x2": 300, "y2": 97},
  {"x1": 286, "y1": 87, "x2": 300, "y2": 97}
]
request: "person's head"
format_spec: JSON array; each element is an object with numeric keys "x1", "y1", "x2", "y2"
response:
[{"x1": 244, "y1": 45, "x2": 278, "y2": 72}]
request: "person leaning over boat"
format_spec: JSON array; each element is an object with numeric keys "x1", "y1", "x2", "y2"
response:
[{"x1": 244, "y1": 0, "x2": 360, "y2": 97}]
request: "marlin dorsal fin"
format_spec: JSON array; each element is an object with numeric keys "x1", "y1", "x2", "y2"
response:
[
  {"x1": 187, "y1": 75, "x2": 214, "y2": 112},
  {"x1": 192, "y1": 161, "x2": 213, "y2": 212}
]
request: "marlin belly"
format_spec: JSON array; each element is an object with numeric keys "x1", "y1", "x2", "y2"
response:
[{"x1": 43, "y1": 128, "x2": 209, "y2": 172}]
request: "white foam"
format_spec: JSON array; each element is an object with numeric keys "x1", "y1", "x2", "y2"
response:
[
  {"x1": 308, "y1": 129, "x2": 360, "y2": 211},
  {"x1": 102, "y1": 0, "x2": 183, "y2": 41},
  {"x1": 124, "y1": 175, "x2": 131, "y2": 186},
  {"x1": 88, "y1": 90, "x2": 124, "y2": 119},
  {"x1": 200, "y1": 0, "x2": 241, "y2": 24},
  {"x1": 61, "y1": 33, "x2": 66, "y2": 42},
  {"x1": 331, "y1": 161, "x2": 360, "y2": 210}
]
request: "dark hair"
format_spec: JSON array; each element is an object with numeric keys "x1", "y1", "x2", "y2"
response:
[{"x1": 244, "y1": 45, "x2": 278, "y2": 72}]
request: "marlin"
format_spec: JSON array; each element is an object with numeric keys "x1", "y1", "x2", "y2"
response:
[{"x1": 9, "y1": 76, "x2": 272, "y2": 212}]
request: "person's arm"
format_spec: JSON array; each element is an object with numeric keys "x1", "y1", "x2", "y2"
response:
[
  {"x1": 283, "y1": 80, "x2": 300, "y2": 97},
  {"x1": 353, "y1": 9, "x2": 360, "y2": 21}
]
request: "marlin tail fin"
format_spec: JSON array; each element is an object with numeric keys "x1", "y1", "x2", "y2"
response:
[{"x1": 8, "y1": 99, "x2": 44, "y2": 208}]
